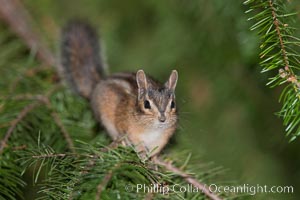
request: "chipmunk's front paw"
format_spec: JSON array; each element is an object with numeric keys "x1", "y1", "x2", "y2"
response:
[{"x1": 134, "y1": 145, "x2": 150, "y2": 162}]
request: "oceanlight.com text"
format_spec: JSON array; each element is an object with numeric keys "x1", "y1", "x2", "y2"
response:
[{"x1": 124, "y1": 183, "x2": 294, "y2": 196}]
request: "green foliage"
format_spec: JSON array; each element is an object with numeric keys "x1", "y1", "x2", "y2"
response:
[
  {"x1": 244, "y1": 0, "x2": 300, "y2": 140},
  {"x1": 0, "y1": 149, "x2": 25, "y2": 200},
  {"x1": 17, "y1": 139, "x2": 230, "y2": 200}
]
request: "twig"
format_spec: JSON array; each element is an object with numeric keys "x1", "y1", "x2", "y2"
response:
[
  {"x1": 95, "y1": 159, "x2": 125, "y2": 200},
  {"x1": 144, "y1": 192, "x2": 154, "y2": 200},
  {"x1": 31, "y1": 152, "x2": 97, "y2": 159},
  {"x1": 269, "y1": 0, "x2": 300, "y2": 89},
  {"x1": 41, "y1": 97, "x2": 76, "y2": 153},
  {"x1": 12, "y1": 144, "x2": 27, "y2": 151},
  {"x1": 269, "y1": 0, "x2": 289, "y2": 67},
  {"x1": 1, "y1": 94, "x2": 46, "y2": 101},
  {"x1": 9, "y1": 65, "x2": 57, "y2": 93},
  {"x1": 68, "y1": 141, "x2": 119, "y2": 200},
  {"x1": 0, "y1": 122, "x2": 11, "y2": 129},
  {"x1": 0, "y1": 85, "x2": 66, "y2": 154},
  {"x1": 0, "y1": 0, "x2": 57, "y2": 68},
  {"x1": 95, "y1": 171, "x2": 113, "y2": 200},
  {"x1": 32, "y1": 153, "x2": 68, "y2": 159},
  {"x1": 99, "y1": 138, "x2": 124, "y2": 153},
  {"x1": 0, "y1": 102, "x2": 40, "y2": 154},
  {"x1": 2, "y1": 85, "x2": 75, "y2": 152},
  {"x1": 153, "y1": 157, "x2": 222, "y2": 200}
]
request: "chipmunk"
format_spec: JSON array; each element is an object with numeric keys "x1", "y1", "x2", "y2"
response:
[{"x1": 60, "y1": 20, "x2": 178, "y2": 156}]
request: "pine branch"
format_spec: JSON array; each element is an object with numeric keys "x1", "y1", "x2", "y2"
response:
[
  {"x1": 31, "y1": 153, "x2": 68, "y2": 159},
  {"x1": 0, "y1": 0, "x2": 56, "y2": 68},
  {"x1": 9, "y1": 65, "x2": 54, "y2": 94},
  {"x1": 153, "y1": 157, "x2": 222, "y2": 200},
  {"x1": 0, "y1": 151, "x2": 26, "y2": 200},
  {"x1": 18, "y1": 141, "x2": 229, "y2": 200},
  {"x1": 0, "y1": 86, "x2": 75, "y2": 154},
  {"x1": 0, "y1": 102, "x2": 40, "y2": 154},
  {"x1": 42, "y1": 97, "x2": 76, "y2": 153},
  {"x1": 269, "y1": 0, "x2": 289, "y2": 66},
  {"x1": 245, "y1": 0, "x2": 300, "y2": 140},
  {"x1": 95, "y1": 168, "x2": 114, "y2": 200}
]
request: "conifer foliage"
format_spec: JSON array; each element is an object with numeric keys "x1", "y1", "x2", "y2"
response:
[{"x1": 244, "y1": 0, "x2": 300, "y2": 140}]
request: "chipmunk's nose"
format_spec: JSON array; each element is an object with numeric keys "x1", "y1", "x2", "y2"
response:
[{"x1": 158, "y1": 114, "x2": 166, "y2": 123}]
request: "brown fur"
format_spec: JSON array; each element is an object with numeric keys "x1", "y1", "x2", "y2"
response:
[
  {"x1": 91, "y1": 71, "x2": 178, "y2": 156},
  {"x1": 61, "y1": 20, "x2": 104, "y2": 99}
]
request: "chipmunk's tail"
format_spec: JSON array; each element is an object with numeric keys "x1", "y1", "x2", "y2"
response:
[{"x1": 60, "y1": 20, "x2": 105, "y2": 99}]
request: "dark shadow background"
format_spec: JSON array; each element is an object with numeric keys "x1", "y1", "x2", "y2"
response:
[{"x1": 14, "y1": 0, "x2": 300, "y2": 199}]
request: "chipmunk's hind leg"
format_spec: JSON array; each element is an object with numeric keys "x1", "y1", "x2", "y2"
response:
[{"x1": 91, "y1": 82, "x2": 121, "y2": 140}]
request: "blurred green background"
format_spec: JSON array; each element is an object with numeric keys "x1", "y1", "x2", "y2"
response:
[{"x1": 11, "y1": 0, "x2": 300, "y2": 199}]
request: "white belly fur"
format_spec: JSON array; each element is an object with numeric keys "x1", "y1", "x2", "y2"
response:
[{"x1": 139, "y1": 129, "x2": 165, "y2": 151}]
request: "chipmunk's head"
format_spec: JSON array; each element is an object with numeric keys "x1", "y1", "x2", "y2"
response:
[{"x1": 136, "y1": 70, "x2": 178, "y2": 128}]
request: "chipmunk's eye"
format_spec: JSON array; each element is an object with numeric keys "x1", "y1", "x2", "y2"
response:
[
  {"x1": 171, "y1": 101, "x2": 175, "y2": 109},
  {"x1": 144, "y1": 100, "x2": 151, "y2": 109}
]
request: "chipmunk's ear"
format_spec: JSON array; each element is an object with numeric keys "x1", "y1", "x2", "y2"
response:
[
  {"x1": 136, "y1": 70, "x2": 148, "y2": 98},
  {"x1": 165, "y1": 70, "x2": 178, "y2": 91},
  {"x1": 136, "y1": 70, "x2": 148, "y2": 89}
]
